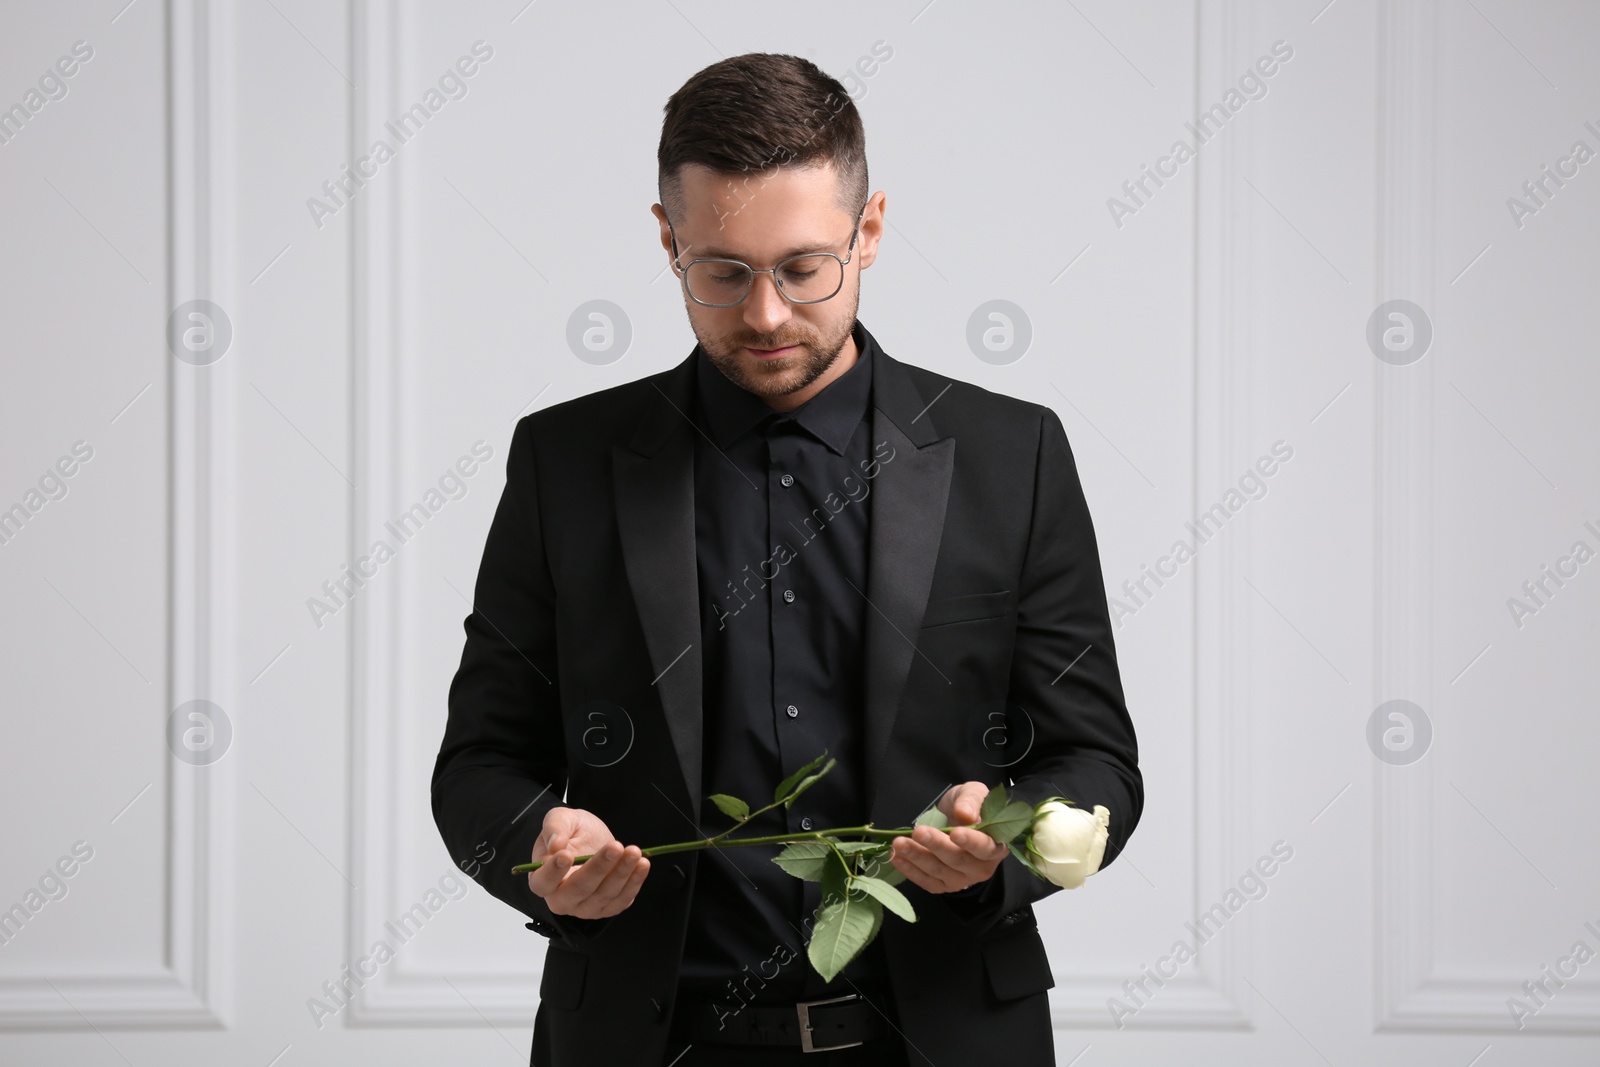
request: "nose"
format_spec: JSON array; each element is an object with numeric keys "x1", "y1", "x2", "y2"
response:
[{"x1": 740, "y1": 271, "x2": 791, "y2": 337}]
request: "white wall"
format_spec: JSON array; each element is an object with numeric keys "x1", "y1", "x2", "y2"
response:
[{"x1": 1, "y1": 1, "x2": 1596, "y2": 1063}]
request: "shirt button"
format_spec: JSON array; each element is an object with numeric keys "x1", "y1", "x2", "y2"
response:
[
  {"x1": 780, "y1": 473, "x2": 794, "y2": 487},
  {"x1": 800, "y1": 817, "x2": 814, "y2": 831},
  {"x1": 782, "y1": 589, "x2": 795, "y2": 603},
  {"x1": 786, "y1": 705, "x2": 799, "y2": 718}
]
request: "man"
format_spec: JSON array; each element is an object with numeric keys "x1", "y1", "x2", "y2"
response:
[{"x1": 431, "y1": 52, "x2": 1142, "y2": 1066}]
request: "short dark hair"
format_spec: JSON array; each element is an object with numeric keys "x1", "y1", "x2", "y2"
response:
[{"x1": 657, "y1": 53, "x2": 867, "y2": 226}]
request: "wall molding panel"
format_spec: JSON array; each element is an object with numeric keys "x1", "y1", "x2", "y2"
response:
[
  {"x1": 0, "y1": 0, "x2": 236, "y2": 1031},
  {"x1": 1371, "y1": 0, "x2": 1598, "y2": 1036}
]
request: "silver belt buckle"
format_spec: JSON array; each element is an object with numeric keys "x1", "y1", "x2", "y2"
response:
[{"x1": 796, "y1": 992, "x2": 864, "y2": 1053}]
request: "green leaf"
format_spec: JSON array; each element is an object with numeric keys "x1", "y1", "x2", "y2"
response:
[
  {"x1": 708, "y1": 794, "x2": 750, "y2": 822},
  {"x1": 979, "y1": 800, "x2": 1035, "y2": 846},
  {"x1": 979, "y1": 782, "x2": 1008, "y2": 823},
  {"x1": 854, "y1": 846, "x2": 905, "y2": 886},
  {"x1": 781, "y1": 757, "x2": 837, "y2": 809},
  {"x1": 853, "y1": 876, "x2": 917, "y2": 923},
  {"x1": 784, "y1": 758, "x2": 844, "y2": 809},
  {"x1": 772, "y1": 842, "x2": 831, "y2": 881},
  {"x1": 820, "y1": 847, "x2": 851, "y2": 900},
  {"x1": 808, "y1": 889, "x2": 883, "y2": 983},
  {"x1": 831, "y1": 841, "x2": 882, "y2": 854},
  {"x1": 914, "y1": 806, "x2": 949, "y2": 829},
  {"x1": 863, "y1": 892, "x2": 885, "y2": 943},
  {"x1": 773, "y1": 750, "x2": 831, "y2": 805},
  {"x1": 1008, "y1": 840, "x2": 1051, "y2": 882}
]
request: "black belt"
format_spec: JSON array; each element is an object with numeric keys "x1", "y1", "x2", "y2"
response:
[{"x1": 671, "y1": 991, "x2": 894, "y2": 1052}]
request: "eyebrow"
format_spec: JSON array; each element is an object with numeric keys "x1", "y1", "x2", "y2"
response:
[{"x1": 688, "y1": 238, "x2": 840, "y2": 261}]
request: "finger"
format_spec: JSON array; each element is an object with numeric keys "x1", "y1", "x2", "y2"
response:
[
  {"x1": 888, "y1": 844, "x2": 942, "y2": 893},
  {"x1": 527, "y1": 837, "x2": 574, "y2": 898},
  {"x1": 582, "y1": 846, "x2": 647, "y2": 914},
  {"x1": 545, "y1": 844, "x2": 619, "y2": 917},
  {"x1": 946, "y1": 826, "x2": 1008, "y2": 861},
  {"x1": 586, "y1": 850, "x2": 651, "y2": 916},
  {"x1": 561, "y1": 840, "x2": 625, "y2": 898},
  {"x1": 539, "y1": 841, "x2": 601, "y2": 905},
  {"x1": 895, "y1": 847, "x2": 966, "y2": 893},
  {"x1": 915, "y1": 824, "x2": 988, "y2": 867},
  {"x1": 907, "y1": 829, "x2": 987, "y2": 886},
  {"x1": 529, "y1": 846, "x2": 585, "y2": 900},
  {"x1": 537, "y1": 813, "x2": 577, "y2": 860},
  {"x1": 893, "y1": 835, "x2": 965, "y2": 889},
  {"x1": 952, "y1": 783, "x2": 988, "y2": 826},
  {"x1": 536, "y1": 825, "x2": 571, "y2": 866}
]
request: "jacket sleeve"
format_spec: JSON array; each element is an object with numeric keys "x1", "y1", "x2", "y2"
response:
[
  {"x1": 430, "y1": 416, "x2": 609, "y2": 946},
  {"x1": 941, "y1": 406, "x2": 1143, "y2": 935}
]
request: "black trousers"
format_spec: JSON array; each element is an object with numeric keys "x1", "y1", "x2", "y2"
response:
[{"x1": 660, "y1": 1035, "x2": 911, "y2": 1066}]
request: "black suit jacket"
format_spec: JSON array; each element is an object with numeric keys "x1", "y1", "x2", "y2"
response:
[{"x1": 431, "y1": 324, "x2": 1143, "y2": 1067}]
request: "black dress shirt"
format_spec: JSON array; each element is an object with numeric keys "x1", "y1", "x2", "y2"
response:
[{"x1": 676, "y1": 318, "x2": 895, "y2": 1009}]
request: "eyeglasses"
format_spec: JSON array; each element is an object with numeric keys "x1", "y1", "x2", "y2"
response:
[{"x1": 667, "y1": 208, "x2": 866, "y2": 308}]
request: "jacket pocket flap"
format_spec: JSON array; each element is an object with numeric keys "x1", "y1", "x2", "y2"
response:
[
  {"x1": 980, "y1": 913, "x2": 1055, "y2": 1001},
  {"x1": 538, "y1": 943, "x2": 588, "y2": 1011},
  {"x1": 921, "y1": 589, "x2": 1014, "y2": 628}
]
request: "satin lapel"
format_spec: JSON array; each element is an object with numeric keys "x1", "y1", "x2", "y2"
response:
[
  {"x1": 612, "y1": 352, "x2": 704, "y2": 821},
  {"x1": 863, "y1": 347, "x2": 955, "y2": 817}
]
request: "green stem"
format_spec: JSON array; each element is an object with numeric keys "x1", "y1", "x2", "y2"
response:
[{"x1": 509, "y1": 823, "x2": 945, "y2": 874}]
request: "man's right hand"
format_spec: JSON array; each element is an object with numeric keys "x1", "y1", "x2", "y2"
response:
[{"x1": 528, "y1": 806, "x2": 651, "y2": 919}]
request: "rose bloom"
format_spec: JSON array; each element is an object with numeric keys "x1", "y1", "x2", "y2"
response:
[{"x1": 1026, "y1": 802, "x2": 1110, "y2": 889}]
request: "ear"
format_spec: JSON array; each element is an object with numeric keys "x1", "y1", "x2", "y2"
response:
[
  {"x1": 650, "y1": 203, "x2": 673, "y2": 254},
  {"x1": 855, "y1": 190, "x2": 886, "y2": 270}
]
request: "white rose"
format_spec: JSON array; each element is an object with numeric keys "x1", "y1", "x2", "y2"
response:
[{"x1": 1027, "y1": 801, "x2": 1110, "y2": 889}]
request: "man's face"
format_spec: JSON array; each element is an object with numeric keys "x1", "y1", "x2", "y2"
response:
[{"x1": 654, "y1": 162, "x2": 883, "y2": 408}]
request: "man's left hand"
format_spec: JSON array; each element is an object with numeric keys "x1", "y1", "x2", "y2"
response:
[{"x1": 889, "y1": 782, "x2": 1008, "y2": 894}]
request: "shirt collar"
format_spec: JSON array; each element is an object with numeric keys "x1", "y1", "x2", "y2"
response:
[{"x1": 694, "y1": 319, "x2": 875, "y2": 455}]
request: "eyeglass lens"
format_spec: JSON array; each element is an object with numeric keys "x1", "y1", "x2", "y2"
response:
[{"x1": 684, "y1": 254, "x2": 844, "y2": 305}]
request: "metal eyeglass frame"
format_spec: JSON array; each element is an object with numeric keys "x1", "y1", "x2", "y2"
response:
[{"x1": 666, "y1": 206, "x2": 867, "y2": 308}]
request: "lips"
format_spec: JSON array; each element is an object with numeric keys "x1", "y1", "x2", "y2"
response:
[{"x1": 745, "y1": 344, "x2": 799, "y2": 358}]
